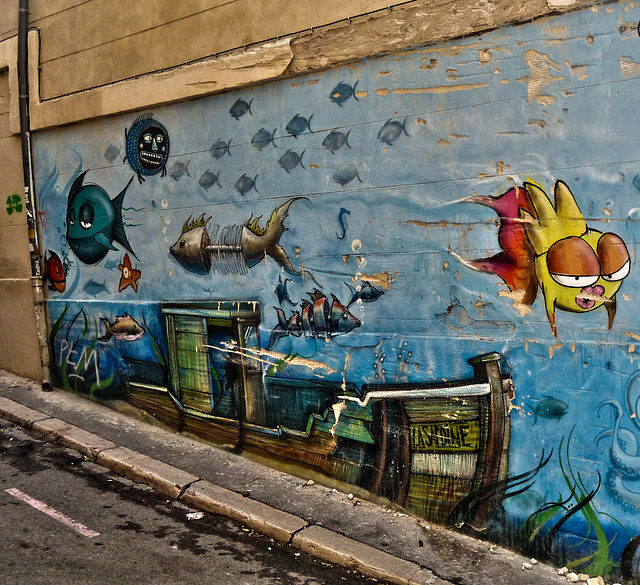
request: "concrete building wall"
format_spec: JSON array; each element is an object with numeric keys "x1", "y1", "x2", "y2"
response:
[
  {"x1": 4, "y1": 0, "x2": 640, "y2": 580},
  {"x1": 0, "y1": 12, "x2": 45, "y2": 379}
]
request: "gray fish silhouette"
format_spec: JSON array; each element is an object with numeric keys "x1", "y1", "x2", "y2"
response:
[
  {"x1": 235, "y1": 174, "x2": 258, "y2": 196},
  {"x1": 377, "y1": 118, "x2": 410, "y2": 145},
  {"x1": 527, "y1": 396, "x2": 569, "y2": 425},
  {"x1": 230, "y1": 98, "x2": 253, "y2": 120},
  {"x1": 330, "y1": 81, "x2": 359, "y2": 106},
  {"x1": 104, "y1": 145, "x2": 120, "y2": 163},
  {"x1": 278, "y1": 150, "x2": 305, "y2": 173},
  {"x1": 252, "y1": 128, "x2": 277, "y2": 150},
  {"x1": 323, "y1": 130, "x2": 351, "y2": 154},
  {"x1": 209, "y1": 139, "x2": 232, "y2": 159},
  {"x1": 169, "y1": 160, "x2": 191, "y2": 181},
  {"x1": 286, "y1": 114, "x2": 313, "y2": 137},
  {"x1": 345, "y1": 281, "x2": 383, "y2": 307},
  {"x1": 84, "y1": 279, "x2": 109, "y2": 298},
  {"x1": 333, "y1": 165, "x2": 362, "y2": 186},
  {"x1": 275, "y1": 275, "x2": 295, "y2": 306},
  {"x1": 199, "y1": 170, "x2": 221, "y2": 191}
]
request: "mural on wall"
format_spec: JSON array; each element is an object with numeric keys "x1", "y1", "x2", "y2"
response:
[
  {"x1": 124, "y1": 114, "x2": 170, "y2": 183},
  {"x1": 268, "y1": 289, "x2": 360, "y2": 348},
  {"x1": 44, "y1": 250, "x2": 66, "y2": 292},
  {"x1": 169, "y1": 197, "x2": 309, "y2": 276},
  {"x1": 460, "y1": 181, "x2": 630, "y2": 336},
  {"x1": 34, "y1": 2, "x2": 640, "y2": 580},
  {"x1": 118, "y1": 253, "x2": 141, "y2": 293},
  {"x1": 66, "y1": 171, "x2": 136, "y2": 264}
]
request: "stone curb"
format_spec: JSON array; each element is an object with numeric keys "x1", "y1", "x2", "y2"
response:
[
  {"x1": 292, "y1": 524, "x2": 439, "y2": 585},
  {"x1": 181, "y1": 480, "x2": 308, "y2": 543},
  {"x1": 31, "y1": 417, "x2": 117, "y2": 460},
  {"x1": 0, "y1": 395, "x2": 456, "y2": 585},
  {"x1": 95, "y1": 446, "x2": 200, "y2": 500},
  {"x1": 0, "y1": 396, "x2": 51, "y2": 427}
]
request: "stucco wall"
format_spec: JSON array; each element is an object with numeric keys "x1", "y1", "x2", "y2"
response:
[
  {"x1": 30, "y1": 1, "x2": 640, "y2": 579},
  {"x1": 0, "y1": 58, "x2": 47, "y2": 380}
]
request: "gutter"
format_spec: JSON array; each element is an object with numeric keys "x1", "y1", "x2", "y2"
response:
[{"x1": 18, "y1": 0, "x2": 51, "y2": 390}]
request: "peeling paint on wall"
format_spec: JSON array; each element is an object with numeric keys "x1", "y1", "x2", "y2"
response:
[{"x1": 517, "y1": 49, "x2": 563, "y2": 105}]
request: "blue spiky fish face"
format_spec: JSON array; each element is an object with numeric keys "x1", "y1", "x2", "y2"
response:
[{"x1": 126, "y1": 115, "x2": 170, "y2": 177}]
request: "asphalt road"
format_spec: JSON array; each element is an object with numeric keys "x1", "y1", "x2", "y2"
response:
[{"x1": 0, "y1": 421, "x2": 387, "y2": 585}]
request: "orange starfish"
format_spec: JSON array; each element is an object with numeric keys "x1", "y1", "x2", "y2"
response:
[{"x1": 118, "y1": 253, "x2": 141, "y2": 292}]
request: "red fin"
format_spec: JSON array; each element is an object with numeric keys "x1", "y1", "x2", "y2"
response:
[{"x1": 468, "y1": 186, "x2": 538, "y2": 305}]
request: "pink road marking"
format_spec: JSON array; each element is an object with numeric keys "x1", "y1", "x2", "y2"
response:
[{"x1": 5, "y1": 488, "x2": 100, "y2": 538}]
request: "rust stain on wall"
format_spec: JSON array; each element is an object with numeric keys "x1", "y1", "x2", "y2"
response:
[
  {"x1": 355, "y1": 91, "x2": 368, "y2": 99},
  {"x1": 517, "y1": 49, "x2": 563, "y2": 105},
  {"x1": 437, "y1": 138, "x2": 451, "y2": 146},
  {"x1": 376, "y1": 89, "x2": 389, "y2": 96},
  {"x1": 392, "y1": 83, "x2": 489, "y2": 95}
]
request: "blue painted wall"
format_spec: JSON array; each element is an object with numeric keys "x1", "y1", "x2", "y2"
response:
[{"x1": 33, "y1": 3, "x2": 640, "y2": 578}]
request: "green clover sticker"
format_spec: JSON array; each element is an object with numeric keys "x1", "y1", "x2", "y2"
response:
[{"x1": 6, "y1": 194, "x2": 22, "y2": 215}]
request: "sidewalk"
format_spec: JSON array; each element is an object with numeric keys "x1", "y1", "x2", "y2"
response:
[{"x1": 0, "y1": 369, "x2": 569, "y2": 585}]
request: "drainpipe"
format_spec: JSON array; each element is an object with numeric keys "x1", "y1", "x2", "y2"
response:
[{"x1": 18, "y1": 0, "x2": 51, "y2": 390}]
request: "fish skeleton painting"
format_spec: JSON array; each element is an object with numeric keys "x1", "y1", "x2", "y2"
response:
[
  {"x1": 170, "y1": 197, "x2": 308, "y2": 277},
  {"x1": 460, "y1": 180, "x2": 630, "y2": 336},
  {"x1": 66, "y1": 171, "x2": 136, "y2": 265}
]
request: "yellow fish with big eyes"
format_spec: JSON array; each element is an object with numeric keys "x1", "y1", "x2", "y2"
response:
[{"x1": 463, "y1": 179, "x2": 630, "y2": 336}]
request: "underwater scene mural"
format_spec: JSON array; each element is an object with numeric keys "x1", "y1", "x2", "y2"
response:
[{"x1": 32, "y1": 3, "x2": 640, "y2": 581}]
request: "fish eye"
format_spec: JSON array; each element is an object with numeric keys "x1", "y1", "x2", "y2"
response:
[
  {"x1": 598, "y1": 232, "x2": 630, "y2": 282},
  {"x1": 67, "y1": 208, "x2": 76, "y2": 225},
  {"x1": 343, "y1": 312, "x2": 348, "y2": 319},
  {"x1": 602, "y1": 260, "x2": 630, "y2": 282},
  {"x1": 547, "y1": 237, "x2": 599, "y2": 288},
  {"x1": 79, "y1": 202, "x2": 94, "y2": 229},
  {"x1": 550, "y1": 273, "x2": 599, "y2": 288},
  {"x1": 179, "y1": 240, "x2": 185, "y2": 248}
]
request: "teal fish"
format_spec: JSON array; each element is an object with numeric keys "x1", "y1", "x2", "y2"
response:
[{"x1": 66, "y1": 171, "x2": 135, "y2": 265}]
